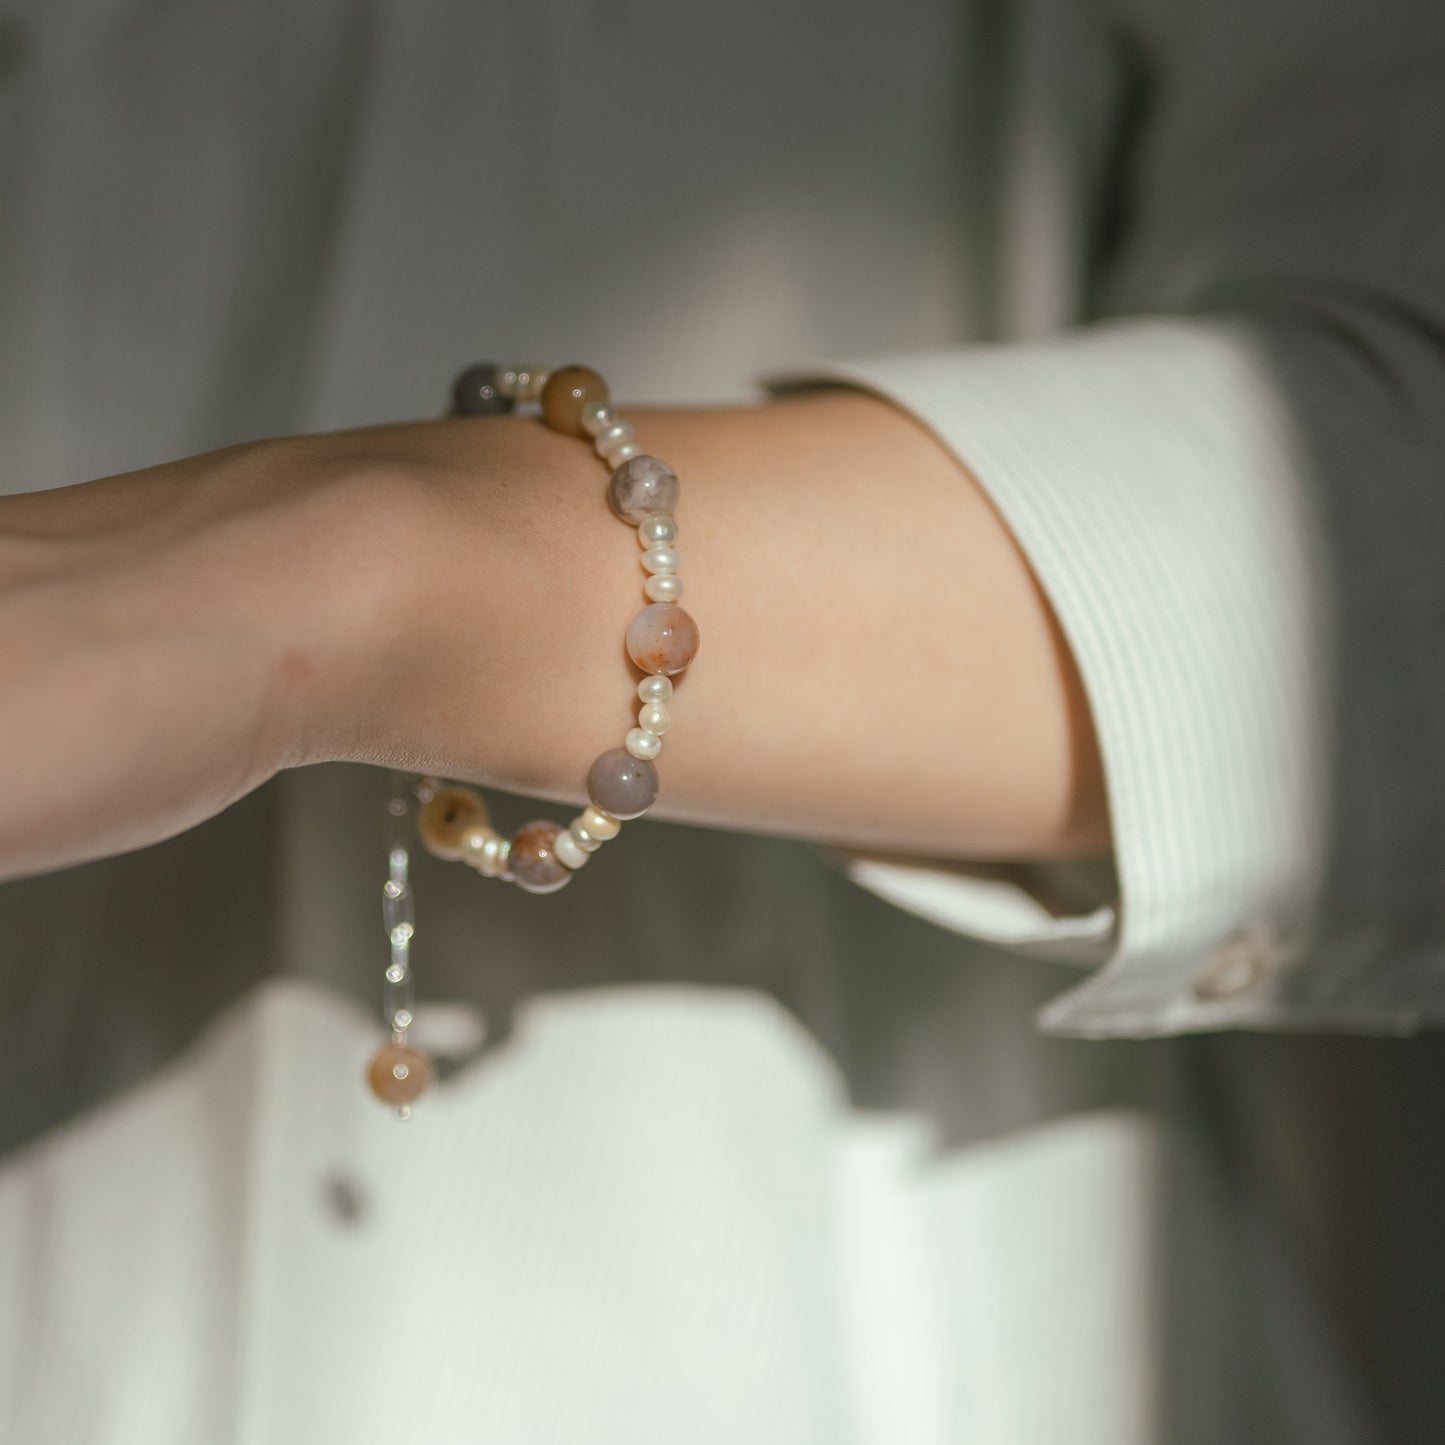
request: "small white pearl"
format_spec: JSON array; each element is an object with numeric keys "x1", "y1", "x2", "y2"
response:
[
  {"x1": 638, "y1": 700, "x2": 671, "y2": 734},
  {"x1": 625, "y1": 727, "x2": 663, "y2": 760},
  {"x1": 582, "y1": 401, "x2": 617, "y2": 437},
  {"x1": 463, "y1": 825, "x2": 502, "y2": 864},
  {"x1": 638, "y1": 516, "x2": 678, "y2": 547},
  {"x1": 553, "y1": 829, "x2": 591, "y2": 870},
  {"x1": 603, "y1": 439, "x2": 642, "y2": 468},
  {"x1": 644, "y1": 573, "x2": 683, "y2": 602},
  {"x1": 514, "y1": 367, "x2": 547, "y2": 401},
  {"x1": 595, "y1": 421, "x2": 635, "y2": 451},
  {"x1": 638, "y1": 675, "x2": 673, "y2": 702},
  {"x1": 581, "y1": 805, "x2": 621, "y2": 839},
  {"x1": 641, "y1": 545, "x2": 680, "y2": 575},
  {"x1": 475, "y1": 832, "x2": 510, "y2": 877},
  {"x1": 569, "y1": 822, "x2": 604, "y2": 852}
]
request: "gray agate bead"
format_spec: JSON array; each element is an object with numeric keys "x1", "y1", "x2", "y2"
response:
[
  {"x1": 607, "y1": 454, "x2": 679, "y2": 523},
  {"x1": 587, "y1": 747, "x2": 660, "y2": 820},
  {"x1": 451, "y1": 363, "x2": 516, "y2": 416}
]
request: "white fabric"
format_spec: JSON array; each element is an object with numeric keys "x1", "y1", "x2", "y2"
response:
[
  {"x1": 777, "y1": 321, "x2": 1330, "y2": 1034},
  {"x1": 0, "y1": 980, "x2": 1165, "y2": 1445}
]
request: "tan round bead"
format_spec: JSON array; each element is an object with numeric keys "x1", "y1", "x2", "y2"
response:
[
  {"x1": 508, "y1": 819, "x2": 573, "y2": 894},
  {"x1": 367, "y1": 1044, "x2": 434, "y2": 1106},
  {"x1": 541, "y1": 365, "x2": 610, "y2": 436},
  {"x1": 626, "y1": 602, "x2": 700, "y2": 676},
  {"x1": 417, "y1": 786, "x2": 489, "y2": 861}
]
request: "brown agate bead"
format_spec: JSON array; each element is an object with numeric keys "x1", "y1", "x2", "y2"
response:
[
  {"x1": 607, "y1": 455, "x2": 679, "y2": 522},
  {"x1": 508, "y1": 819, "x2": 573, "y2": 894},
  {"x1": 541, "y1": 365, "x2": 610, "y2": 436},
  {"x1": 417, "y1": 786, "x2": 489, "y2": 861},
  {"x1": 626, "y1": 602, "x2": 700, "y2": 676},
  {"x1": 367, "y1": 1044, "x2": 434, "y2": 1105},
  {"x1": 587, "y1": 747, "x2": 660, "y2": 820}
]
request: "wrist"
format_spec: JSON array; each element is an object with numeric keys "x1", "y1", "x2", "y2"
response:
[{"x1": 281, "y1": 416, "x2": 629, "y2": 793}]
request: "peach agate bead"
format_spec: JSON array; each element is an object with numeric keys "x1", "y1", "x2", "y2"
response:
[
  {"x1": 367, "y1": 1044, "x2": 434, "y2": 1105},
  {"x1": 626, "y1": 602, "x2": 699, "y2": 676}
]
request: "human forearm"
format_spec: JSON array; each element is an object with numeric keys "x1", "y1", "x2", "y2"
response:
[
  {"x1": 317, "y1": 390, "x2": 1108, "y2": 860},
  {"x1": 0, "y1": 390, "x2": 1108, "y2": 878}
]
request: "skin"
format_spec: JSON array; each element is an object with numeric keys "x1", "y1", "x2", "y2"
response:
[{"x1": 0, "y1": 389, "x2": 1109, "y2": 879}]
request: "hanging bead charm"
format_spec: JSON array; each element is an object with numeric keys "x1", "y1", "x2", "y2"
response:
[{"x1": 368, "y1": 775, "x2": 435, "y2": 1115}]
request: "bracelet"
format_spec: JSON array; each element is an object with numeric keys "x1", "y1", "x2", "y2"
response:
[{"x1": 365, "y1": 362, "x2": 700, "y2": 1112}]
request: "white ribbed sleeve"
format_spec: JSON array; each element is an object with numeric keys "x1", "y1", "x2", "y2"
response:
[{"x1": 769, "y1": 318, "x2": 1334, "y2": 1035}]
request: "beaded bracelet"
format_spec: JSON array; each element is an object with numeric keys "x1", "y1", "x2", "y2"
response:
[{"x1": 365, "y1": 363, "x2": 700, "y2": 1112}]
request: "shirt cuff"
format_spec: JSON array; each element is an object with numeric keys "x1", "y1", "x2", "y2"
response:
[{"x1": 764, "y1": 318, "x2": 1330, "y2": 1036}]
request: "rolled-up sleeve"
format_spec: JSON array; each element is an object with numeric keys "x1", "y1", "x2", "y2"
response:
[{"x1": 770, "y1": 0, "x2": 1445, "y2": 1036}]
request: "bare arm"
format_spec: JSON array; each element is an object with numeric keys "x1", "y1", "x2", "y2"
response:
[{"x1": 0, "y1": 389, "x2": 1107, "y2": 878}]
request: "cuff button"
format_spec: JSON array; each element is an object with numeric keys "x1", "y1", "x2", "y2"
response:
[{"x1": 1192, "y1": 925, "x2": 1280, "y2": 1001}]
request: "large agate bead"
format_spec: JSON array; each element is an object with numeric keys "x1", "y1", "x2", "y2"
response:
[
  {"x1": 587, "y1": 747, "x2": 659, "y2": 820},
  {"x1": 541, "y1": 365, "x2": 610, "y2": 436},
  {"x1": 607, "y1": 455, "x2": 679, "y2": 523},
  {"x1": 508, "y1": 819, "x2": 573, "y2": 894},
  {"x1": 625, "y1": 602, "x2": 699, "y2": 676}
]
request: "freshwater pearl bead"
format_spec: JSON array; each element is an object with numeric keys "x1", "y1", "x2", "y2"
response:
[
  {"x1": 475, "y1": 832, "x2": 510, "y2": 877},
  {"x1": 417, "y1": 786, "x2": 489, "y2": 860},
  {"x1": 463, "y1": 825, "x2": 504, "y2": 866},
  {"x1": 508, "y1": 820, "x2": 573, "y2": 893},
  {"x1": 640, "y1": 544, "x2": 680, "y2": 575},
  {"x1": 581, "y1": 805, "x2": 621, "y2": 839},
  {"x1": 582, "y1": 401, "x2": 617, "y2": 437},
  {"x1": 625, "y1": 727, "x2": 663, "y2": 760},
  {"x1": 367, "y1": 1044, "x2": 434, "y2": 1105},
  {"x1": 596, "y1": 421, "x2": 636, "y2": 452},
  {"x1": 541, "y1": 365, "x2": 610, "y2": 436},
  {"x1": 505, "y1": 366, "x2": 546, "y2": 400},
  {"x1": 608, "y1": 455, "x2": 680, "y2": 522},
  {"x1": 644, "y1": 573, "x2": 683, "y2": 602},
  {"x1": 553, "y1": 829, "x2": 591, "y2": 870},
  {"x1": 638, "y1": 516, "x2": 678, "y2": 547},
  {"x1": 626, "y1": 602, "x2": 700, "y2": 675},
  {"x1": 569, "y1": 823, "x2": 604, "y2": 852},
  {"x1": 451, "y1": 363, "x2": 514, "y2": 416},
  {"x1": 588, "y1": 747, "x2": 660, "y2": 819},
  {"x1": 638, "y1": 675, "x2": 673, "y2": 702},
  {"x1": 604, "y1": 440, "x2": 643, "y2": 468},
  {"x1": 638, "y1": 700, "x2": 671, "y2": 734}
]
